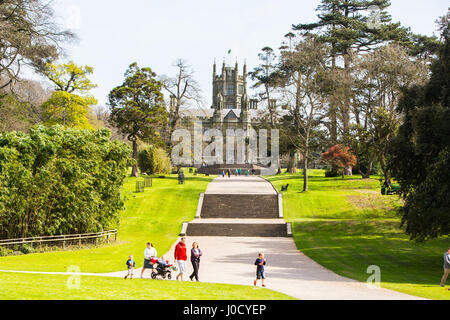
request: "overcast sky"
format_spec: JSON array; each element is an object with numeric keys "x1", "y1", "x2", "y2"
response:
[{"x1": 45, "y1": 0, "x2": 449, "y2": 107}]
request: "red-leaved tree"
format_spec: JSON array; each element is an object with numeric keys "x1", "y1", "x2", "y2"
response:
[{"x1": 321, "y1": 145, "x2": 357, "y2": 178}]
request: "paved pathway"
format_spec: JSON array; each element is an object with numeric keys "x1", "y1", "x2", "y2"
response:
[{"x1": 205, "y1": 176, "x2": 276, "y2": 194}]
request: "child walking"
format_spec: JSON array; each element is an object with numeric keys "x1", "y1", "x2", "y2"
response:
[
  {"x1": 124, "y1": 255, "x2": 135, "y2": 279},
  {"x1": 254, "y1": 252, "x2": 266, "y2": 287}
]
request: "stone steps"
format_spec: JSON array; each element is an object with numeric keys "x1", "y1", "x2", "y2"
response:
[
  {"x1": 186, "y1": 221, "x2": 289, "y2": 237},
  {"x1": 200, "y1": 194, "x2": 278, "y2": 219}
]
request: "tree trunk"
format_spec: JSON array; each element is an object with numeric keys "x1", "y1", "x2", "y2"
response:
[
  {"x1": 287, "y1": 150, "x2": 297, "y2": 174},
  {"x1": 303, "y1": 152, "x2": 308, "y2": 192},
  {"x1": 131, "y1": 139, "x2": 139, "y2": 177}
]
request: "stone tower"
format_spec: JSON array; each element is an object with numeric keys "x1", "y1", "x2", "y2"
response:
[
  {"x1": 211, "y1": 60, "x2": 258, "y2": 124},
  {"x1": 212, "y1": 60, "x2": 246, "y2": 111}
]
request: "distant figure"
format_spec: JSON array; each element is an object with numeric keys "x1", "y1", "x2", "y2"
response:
[
  {"x1": 238, "y1": 168, "x2": 241, "y2": 176},
  {"x1": 440, "y1": 247, "x2": 450, "y2": 287},
  {"x1": 141, "y1": 242, "x2": 157, "y2": 278},
  {"x1": 227, "y1": 169, "x2": 231, "y2": 178},
  {"x1": 245, "y1": 169, "x2": 249, "y2": 176},
  {"x1": 222, "y1": 170, "x2": 225, "y2": 178},
  {"x1": 189, "y1": 242, "x2": 203, "y2": 282},
  {"x1": 174, "y1": 237, "x2": 188, "y2": 281},
  {"x1": 254, "y1": 252, "x2": 266, "y2": 287},
  {"x1": 124, "y1": 255, "x2": 135, "y2": 279},
  {"x1": 235, "y1": 169, "x2": 238, "y2": 176}
]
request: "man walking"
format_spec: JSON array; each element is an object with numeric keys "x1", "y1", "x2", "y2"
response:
[
  {"x1": 175, "y1": 237, "x2": 188, "y2": 281},
  {"x1": 440, "y1": 247, "x2": 450, "y2": 287}
]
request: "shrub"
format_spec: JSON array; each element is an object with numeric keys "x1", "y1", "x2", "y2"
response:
[
  {"x1": 20, "y1": 244, "x2": 34, "y2": 254},
  {"x1": 138, "y1": 145, "x2": 172, "y2": 174},
  {"x1": 0, "y1": 246, "x2": 13, "y2": 257},
  {"x1": 0, "y1": 125, "x2": 131, "y2": 239},
  {"x1": 325, "y1": 168, "x2": 341, "y2": 177}
]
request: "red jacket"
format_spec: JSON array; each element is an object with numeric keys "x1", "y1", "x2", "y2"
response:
[{"x1": 174, "y1": 242, "x2": 187, "y2": 261}]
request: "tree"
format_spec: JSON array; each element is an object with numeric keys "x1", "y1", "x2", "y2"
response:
[
  {"x1": 138, "y1": 144, "x2": 172, "y2": 175},
  {"x1": 41, "y1": 91, "x2": 96, "y2": 129},
  {"x1": 249, "y1": 47, "x2": 279, "y2": 126},
  {"x1": 293, "y1": 0, "x2": 411, "y2": 141},
  {"x1": 160, "y1": 59, "x2": 202, "y2": 146},
  {"x1": 0, "y1": 0, "x2": 74, "y2": 89},
  {"x1": 41, "y1": 62, "x2": 98, "y2": 129},
  {"x1": 0, "y1": 76, "x2": 49, "y2": 132},
  {"x1": 388, "y1": 10, "x2": 450, "y2": 241},
  {"x1": 108, "y1": 63, "x2": 167, "y2": 177},
  {"x1": 279, "y1": 35, "x2": 328, "y2": 191},
  {"x1": 44, "y1": 62, "x2": 97, "y2": 94},
  {"x1": 0, "y1": 125, "x2": 130, "y2": 239},
  {"x1": 321, "y1": 145, "x2": 357, "y2": 178},
  {"x1": 348, "y1": 44, "x2": 428, "y2": 179}
]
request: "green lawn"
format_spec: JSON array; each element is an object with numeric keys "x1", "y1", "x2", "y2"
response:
[
  {"x1": 266, "y1": 170, "x2": 450, "y2": 300},
  {"x1": 0, "y1": 173, "x2": 211, "y2": 273},
  {"x1": 0, "y1": 273, "x2": 293, "y2": 300}
]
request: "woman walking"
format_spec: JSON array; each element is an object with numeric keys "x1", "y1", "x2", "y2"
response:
[{"x1": 189, "y1": 242, "x2": 202, "y2": 281}]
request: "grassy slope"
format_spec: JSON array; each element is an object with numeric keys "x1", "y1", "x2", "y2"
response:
[
  {"x1": 0, "y1": 173, "x2": 210, "y2": 273},
  {"x1": 266, "y1": 170, "x2": 449, "y2": 300},
  {"x1": 0, "y1": 273, "x2": 293, "y2": 300}
]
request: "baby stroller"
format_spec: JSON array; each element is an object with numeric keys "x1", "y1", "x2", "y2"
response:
[{"x1": 150, "y1": 257, "x2": 177, "y2": 280}]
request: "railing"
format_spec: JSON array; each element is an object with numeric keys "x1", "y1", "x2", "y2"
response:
[{"x1": 0, "y1": 230, "x2": 118, "y2": 249}]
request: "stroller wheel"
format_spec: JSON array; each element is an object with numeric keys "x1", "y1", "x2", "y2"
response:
[
  {"x1": 151, "y1": 272, "x2": 157, "y2": 279},
  {"x1": 167, "y1": 273, "x2": 172, "y2": 280}
]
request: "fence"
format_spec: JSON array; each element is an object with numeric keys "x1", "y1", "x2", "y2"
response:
[{"x1": 0, "y1": 230, "x2": 118, "y2": 250}]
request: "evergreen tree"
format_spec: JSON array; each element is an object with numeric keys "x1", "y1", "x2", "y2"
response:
[
  {"x1": 108, "y1": 63, "x2": 167, "y2": 177},
  {"x1": 389, "y1": 10, "x2": 450, "y2": 241},
  {"x1": 293, "y1": 0, "x2": 411, "y2": 141}
]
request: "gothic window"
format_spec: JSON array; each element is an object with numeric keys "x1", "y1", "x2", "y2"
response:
[
  {"x1": 226, "y1": 83, "x2": 234, "y2": 95},
  {"x1": 238, "y1": 85, "x2": 243, "y2": 94}
]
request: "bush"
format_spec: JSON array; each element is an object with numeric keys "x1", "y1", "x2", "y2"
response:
[
  {"x1": 138, "y1": 145, "x2": 172, "y2": 174},
  {"x1": 20, "y1": 244, "x2": 34, "y2": 254},
  {"x1": 0, "y1": 246, "x2": 13, "y2": 257},
  {"x1": 0, "y1": 125, "x2": 131, "y2": 239},
  {"x1": 325, "y1": 168, "x2": 340, "y2": 177}
]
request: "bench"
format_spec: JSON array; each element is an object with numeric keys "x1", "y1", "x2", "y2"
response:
[{"x1": 281, "y1": 184, "x2": 289, "y2": 192}]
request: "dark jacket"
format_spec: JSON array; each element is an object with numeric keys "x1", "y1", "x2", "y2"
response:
[{"x1": 191, "y1": 248, "x2": 203, "y2": 262}]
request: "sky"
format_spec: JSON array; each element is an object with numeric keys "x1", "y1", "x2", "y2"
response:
[{"x1": 39, "y1": 0, "x2": 450, "y2": 107}]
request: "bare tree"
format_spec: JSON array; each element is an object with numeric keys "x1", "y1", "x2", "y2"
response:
[
  {"x1": 279, "y1": 36, "x2": 328, "y2": 191},
  {"x1": 159, "y1": 59, "x2": 202, "y2": 146}
]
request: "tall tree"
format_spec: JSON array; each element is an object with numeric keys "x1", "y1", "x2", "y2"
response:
[
  {"x1": 108, "y1": 63, "x2": 167, "y2": 177},
  {"x1": 159, "y1": 59, "x2": 202, "y2": 146},
  {"x1": 293, "y1": 0, "x2": 410, "y2": 141},
  {"x1": 0, "y1": 0, "x2": 74, "y2": 88},
  {"x1": 249, "y1": 47, "x2": 279, "y2": 126},
  {"x1": 41, "y1": 62, "x2": 97, "y2": 129},
  {"x1": 348, "y1": 44, "x2": 428, "y2": 179},
  {"x1": 388, "y1": 10, "x2": 450, "y2": 241},
  {"x1": 279, "y1": 36, "x2": 328, "y2": 191}
]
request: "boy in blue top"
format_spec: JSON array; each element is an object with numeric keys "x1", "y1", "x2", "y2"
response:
[
  {"x1": 254, "y1": 252, "x2": 266, "y2": 287},
  {"x1": 124, "y1": 255, "x2": 135, "y2": 279}
]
